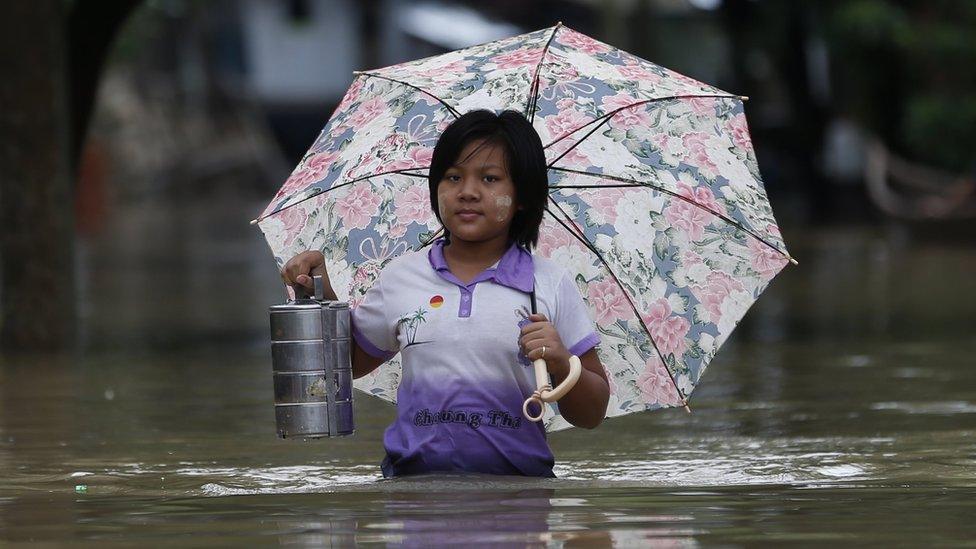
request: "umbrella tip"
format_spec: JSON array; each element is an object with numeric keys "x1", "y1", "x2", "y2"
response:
[
  {"x1": 788, "y1": 256, "x2": 799, "y2": 266},
  {"x1": 249, "y1": 218, "x2": 259, "y2": 225},
  {"x1": 739, "y1": 95, "x2": 750, "y2": 101}
]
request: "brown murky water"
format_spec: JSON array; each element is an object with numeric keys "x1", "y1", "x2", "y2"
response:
[{"x1": 1, "y1": 194, "x2": 974, "y2": 545}]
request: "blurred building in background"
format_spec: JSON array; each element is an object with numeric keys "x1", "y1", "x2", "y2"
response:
[
  {"x1": 87, "y1": 0, "x2": 975, "y2": 228},
  {"x1": 3, "y1": 0, "x2": 972, "y2": 351}
]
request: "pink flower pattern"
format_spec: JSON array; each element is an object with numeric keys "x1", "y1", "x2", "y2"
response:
[
  {"x1": 410, "y1": 146, "x2": 434, "y2": 166},
  {"x1": 544, "y1": 109, "x2": 592, "y2": 143},
  {"x1": 602, "y1": 93, "x2": 651, "y2": 129},
  {"x1": 257, "y1": 25, "x2": 791, "y2": 425},
  {"x1": 336, "y1": 185, "x2": 382, "y2": 230},
  {"x1": 347, "y1": 97, "x2": 386, "y2": 128},
  {"x1": 492, "y1": 47, "x2": 544, "y2": 69},
  {"x1": 642, "y1": 298, "x2": 690, "y2": 357},
  {"x1": 682, "y1": 132, "x2": 719, "y2": 175},
  {"x1": 535, "y1": 226, "x2": 579, "y2": 256},
  {"x1": 334, "y1": 77, "x2": 364, "y2": 116},
  {"x1": 587, "y1": 278, "x2": 631, "y2": 327},
  {"x1": 748, "y1": 237, "x2": 788, "y2": 279},
  {"x1": 393, "y1": 185, "x2": 430, "y2": 225},
  {"x1": 278, "y1": 206, "x2": 307, "y2": 246},
  {"x1": 636, "y1": 359, "x2": 682, "y2": 406},
  {"x1": 664, "y1": 197, "x2": 711, "y2": 242},
  {"x1": 727, "y1": 113, "x2": 752, "y2": 150},
  {"x1": 692, "y1": 271, "x2": 744, "y2": 324},
  {"x1": 548, "y1": 139, "x2": 590, "y2": 167},
  {"x1": 663, "y1": 182, "x2": 728, "y2": 241},
  {"x1": 684, "y1": 97, "x2": 714, "y2": 117},
  {"x1": 558, "y1": 29, "x2": 611, "y2": 54},
  {"x1": 387, "y1": 145, "x2": 434, "y2": 171},
  {"x1": 616, "y1": 62, "x2": 661, "y2": 83},
  {"x1": 349, "y1": 261, "x2": 383, "y2": 302},
  {"x1": 580, "y1": 187, "x2": 625, "y2": 224},
  {"x1": 427, "y1": 59, "x2": 472, "y2": 84},
  {"x1": 388, "y1": 222, "x2": 408, "y2": 239},
  {"x1": 274, "y1": 151, "x2": 338, "y2": 200}
]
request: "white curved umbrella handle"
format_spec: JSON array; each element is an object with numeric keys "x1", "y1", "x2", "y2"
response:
[{"x1": 522, "y1": 355, "x2": 583, "y2": 422}]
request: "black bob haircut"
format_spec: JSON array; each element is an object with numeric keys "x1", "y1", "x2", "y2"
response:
[{"x1": 428, "y1": 109, "x2": 548, "y2": 249}]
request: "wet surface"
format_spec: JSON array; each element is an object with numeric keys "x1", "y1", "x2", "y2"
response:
[{"x1": 1, "y1": 193, "x2": 975, "y2": 545}]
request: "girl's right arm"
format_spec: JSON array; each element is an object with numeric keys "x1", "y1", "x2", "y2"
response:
[{"x1": 281, "y1": 251, "x2": 385, "y2": 379}]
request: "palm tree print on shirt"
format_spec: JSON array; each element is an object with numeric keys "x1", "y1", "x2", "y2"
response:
[{"x1": 399, "y1": 307, "x2": 433, "y2": 349}]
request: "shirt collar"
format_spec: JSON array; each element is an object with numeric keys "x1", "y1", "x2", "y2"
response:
[{"x1": 428, "y1": 238, "x2": 534, "y2": 293}]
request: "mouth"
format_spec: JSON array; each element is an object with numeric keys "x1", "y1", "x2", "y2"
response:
[{"x1": 455, "y1": 209, "x2": 482, "y2": 220}]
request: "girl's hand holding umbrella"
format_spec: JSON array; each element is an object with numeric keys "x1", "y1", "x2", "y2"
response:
[
  {"x1": 519, "y1": 312, "x2": 601, "y2": 424},
  {"x1": 519, "y1": 313, "x2": 573, "y2": 377}
]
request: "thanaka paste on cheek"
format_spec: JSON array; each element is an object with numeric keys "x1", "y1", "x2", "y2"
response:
[{"x1": 493, "y1": 194, "x2": 512, "y2": 222}]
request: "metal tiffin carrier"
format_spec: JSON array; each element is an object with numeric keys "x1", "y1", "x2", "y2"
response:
[{"x1": 269, "y1": 275, "x2": 354, "y2": 438}]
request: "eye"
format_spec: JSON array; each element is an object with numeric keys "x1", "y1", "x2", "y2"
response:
[
  {"x1": 484, "y1": 175, "x2": 499, "y2": 183},
  {"x1": 443, "y1": 174, "x2": 461, "y2": 182}
]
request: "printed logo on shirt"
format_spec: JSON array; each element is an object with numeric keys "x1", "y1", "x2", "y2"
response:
[
  {"x1": 397, "y1": 306, "x2": 435, "y2": 349},
  {"x1": 413, "y1": 408, "x2": 522, "y2": 430}
]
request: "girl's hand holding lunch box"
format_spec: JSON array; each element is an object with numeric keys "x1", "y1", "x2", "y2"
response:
[
  {"x1": 279, "y1": 250, "x2": 385, "y2": 379},
  {"x1": 280, "y1": 250, "x2": 337, "y2": 301}
]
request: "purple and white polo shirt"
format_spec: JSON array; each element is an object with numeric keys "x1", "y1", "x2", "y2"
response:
[{"x1": 350, "y1": 238, "x2": 600, "y2": 478}]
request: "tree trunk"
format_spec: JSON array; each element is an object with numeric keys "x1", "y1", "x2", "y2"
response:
[{"x1": 0, "y1": 1, "x2": 76, "y2": 351}]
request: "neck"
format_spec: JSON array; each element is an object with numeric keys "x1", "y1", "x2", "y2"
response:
[{"x1": 443, "y1": 234, "x2": 511, "y2": 267}]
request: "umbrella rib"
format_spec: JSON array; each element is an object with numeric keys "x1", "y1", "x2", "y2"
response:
[
  {"x1": 551, "y1": 166, "x2": 794, "y2": 263},
  {"x1": 544, "y1": 93, "x2": 742, "y2": 165},
  {"x1": 357, "y1": 72, "x2": 461, "y2": 119},
  {"x1": 397, "y1": 170, "x2": 429, "y2": 179},
  {"x1": 525, "y1": 23, "x2": 563, "y2": 123},
  {"x1": 254, "y1": 167, "x2": 432, "y2": 223},
  {"x1": 544, "y1": 199, "x2": 687, "y2": 404},
  {"x1": 418, "y1": 226, "x2": 445, "y2": 248}
]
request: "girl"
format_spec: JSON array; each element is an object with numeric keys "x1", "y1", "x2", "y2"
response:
[{"x1": 281, "y1": 110, "x2": 609, "y2": 478}]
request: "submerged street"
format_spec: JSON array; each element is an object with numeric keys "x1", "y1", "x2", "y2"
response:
[{"x1": 1, "y1": 192, "x2": 973, "y2": 545}]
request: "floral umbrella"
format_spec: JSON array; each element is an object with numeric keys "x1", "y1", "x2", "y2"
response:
[{"x1": 254, "y1": 23, "x2": 795, "y2": 432}]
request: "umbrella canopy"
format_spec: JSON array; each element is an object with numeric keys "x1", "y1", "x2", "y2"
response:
[{"x1": 255, "y1": 23, "x2": 794, "y2": 431}]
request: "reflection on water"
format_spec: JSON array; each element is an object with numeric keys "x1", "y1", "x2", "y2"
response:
[{"x1": 1, "y1": 196, "x2": 975, "y2": 544}]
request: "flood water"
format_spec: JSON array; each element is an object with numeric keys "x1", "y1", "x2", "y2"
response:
[{"x1": 1, "y1": 193, "x2": 975, "y2": 546}]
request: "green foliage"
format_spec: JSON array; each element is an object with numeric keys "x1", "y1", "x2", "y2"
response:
[
  {"x1": 904, "y1": 94, "x2": 976, "y2": 170},
  {"x1": 827, "y1": 0, "x2": 976, "y2": 172}
]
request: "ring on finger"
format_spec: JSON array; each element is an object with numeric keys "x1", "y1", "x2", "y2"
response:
[{"x1": 540, "y1": 346, "x2": 547, "y2": 359}]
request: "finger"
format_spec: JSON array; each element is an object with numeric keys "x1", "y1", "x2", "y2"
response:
[
  {"x1": 520, "y1": 333, "x2": 550, "y2": 350},
  {"x1": 295, "y1": 274, "x2": 314, "y2": 289},
  {"x1": 529, "y1": 345, "x2": 549, "y2": 360},
  {"x1": 281, "y1": 265, "x2": 296, "y2": 286},
  {"x1": 527, "y1": 313, "x2": 548, "y2": 322},
  {"x1": 284, "y1": 261, "x2": 303, "y2": 285},
  {"x1": 519, "y1": 320, "x2": 551, "y2": 336}
]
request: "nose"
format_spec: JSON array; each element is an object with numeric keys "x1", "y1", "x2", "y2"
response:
[{"x1": 457, "y1": 175, "x2": 480, "y2": 201}]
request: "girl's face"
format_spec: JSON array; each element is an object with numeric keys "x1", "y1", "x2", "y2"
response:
[{"x1": 437, "y1": 139, "x2": 519, "y2": 247}]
